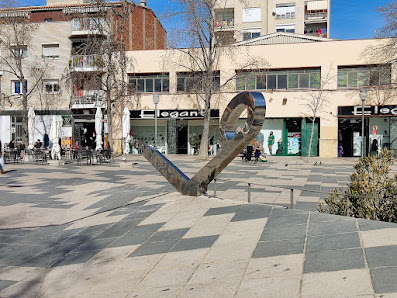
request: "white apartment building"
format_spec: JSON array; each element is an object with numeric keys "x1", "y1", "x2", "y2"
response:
[{"x1": 214, "y1": 0, "x2": 330, "y2": 43}]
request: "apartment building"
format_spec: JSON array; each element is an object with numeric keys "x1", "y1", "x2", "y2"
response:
[
  {"x1": 214, "y1": 0, "x2": 330, "y2": 43},
  {"x1": 0, "y1": 0, "x2": 166, "y2": 149}
]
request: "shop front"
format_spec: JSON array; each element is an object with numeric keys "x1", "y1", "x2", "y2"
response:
[
  {"x1": 338, "y1": 105, "x2": 396, "y2": 157},
  {"x1": 130, "y1": 109, "x2": 220, "y2": 155},
  {"x1": 254, "y1": 118, "x2": 319, "y2": 157}
]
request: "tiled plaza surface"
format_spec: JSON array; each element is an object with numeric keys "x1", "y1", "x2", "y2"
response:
[{"x1": 0, "y1": 155, "x2": 396, "y2": 297}]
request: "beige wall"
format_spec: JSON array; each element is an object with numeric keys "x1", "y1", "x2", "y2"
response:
[
  {"x1": 0, "y1": 21, "x2": 72, "y2": 110},
  {"x1": 126, "y1": 38, "x2": 394, "y2": 157}
]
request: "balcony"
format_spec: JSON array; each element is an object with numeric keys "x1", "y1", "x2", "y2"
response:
[
  {"x1": 305, "y1": 11, "x2": 328, "y2": 23},
  {"x1": 70, "y1": 54, "x2": 104, "y2": 72},
  {"x1": 70, "y1": 18, "x2": 108, "y2": 37},
  {"x1": 71, "y1": 90, "x2": 106, "y2": 109}
]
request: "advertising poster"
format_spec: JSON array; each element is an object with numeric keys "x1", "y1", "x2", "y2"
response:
[{"x1": 287, "y1": 132, "x2": 301, "y2": 155}]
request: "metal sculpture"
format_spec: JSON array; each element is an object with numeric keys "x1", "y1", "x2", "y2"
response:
[{"x1": 134, "y1": 92, "x2": 266, "y2": 196}]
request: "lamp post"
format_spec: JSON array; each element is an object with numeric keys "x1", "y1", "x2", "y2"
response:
[
  {"x1": 153, "y1": 94, "x2": 160, "y2": 149},
  {"x1": 359, "y1": 89, "x2": 367, "y2": 158}
]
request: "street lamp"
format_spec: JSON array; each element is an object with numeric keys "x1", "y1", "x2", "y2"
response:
[
  {"x1": 153, "y1": 94, "x2": 160, "y2": 149},
  {"x1": 359, "y1": 89, "x2": 367, "y2": 158}
]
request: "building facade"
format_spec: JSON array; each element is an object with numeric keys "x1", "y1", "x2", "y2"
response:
[
  {"x1": 0, "y1": 0, "x2": 166, "y2": 150},
  {"x1": 214, "y1": 0, "x2": 330, "y2": 43},
  {"x1": 125, "y1": 35, "x2": 395, "y2": 158}
]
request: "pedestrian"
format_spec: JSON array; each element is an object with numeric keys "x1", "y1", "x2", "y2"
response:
[
  {"x1": 268, "y1": 131, "x2": 275, "y2": 155},
  {"x1": 254, "y1": 141, "x2": 263, "y2": 163},
  {"x1": 246, "y1": 142, "x2": 254, "y2": 162},
  {"x1": 0, "y1": 140, "x2": 5, "y2": 174},
  {"x1": 43, "y1": 134, "x2": 49, "y2": 149}
]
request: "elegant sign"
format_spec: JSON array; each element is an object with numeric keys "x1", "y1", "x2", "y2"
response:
[
  {"x1": 338, "y1": 105, "x2": 397, "y2": 117},
  {"x1": 131, "y1": 109, "x2": 219, "y2": 119}
]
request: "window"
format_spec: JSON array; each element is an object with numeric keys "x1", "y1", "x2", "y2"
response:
[
  {"x1": 242, "y1": 7, "x2": 261, "y2": 23},
  {"x1": 276, "y1": 24, "x2": 295, "y2": 33},
  {"x1": 72, "y1": 18, "x2": 105, "y2": 31},
  {"x1": 236, "y1": 68, "x2": 321, "y2": 91},
  {"x1": 177, "y1": 71, "x2": 220, "y2": 93},
  {"x1": 43, "y1": 80, "x2": 60, "y2": 94},
  {"x1": 12, "y1": 80, "x2": 27, "y2": 94},
  {"x1": 129, "y1": 73, "x2": 169, "y2": 93},
  {"x1": 275, "y1": 3, "x2": 296, "y2": 19},
  {"x1": 42, "y1": 44, "x2": 59, "y2": 59},
  {"x1": 243, "y1": 29, "x2": 261, "y2": 40},
  {"x1": 45, "y1": 18, "x2": 53, "y2": 22},
  {"x1": 11, "y1": 46, "x2": 27, "y2": 59},
  {"x1": 214, "y1": 9, "x2": 234, "y2": 27},
  {"x1": 337, "y1": 65, "x2": 391, "y2": 88}
]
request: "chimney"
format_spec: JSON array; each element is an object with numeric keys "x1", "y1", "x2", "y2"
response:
[{"x1": 140, "y1": 0, "x2": 146, "y2": 7}]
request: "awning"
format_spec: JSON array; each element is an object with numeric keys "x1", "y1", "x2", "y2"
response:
[{"x1": 307, "y1": 1, "x2": 327, "y2": 10}]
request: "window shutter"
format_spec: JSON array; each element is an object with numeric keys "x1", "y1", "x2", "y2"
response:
[
  {"x1": 242, "y1": 8, "x2": 261, "y2": 22},
  {"x1": 43, "y1": 45, "x2": 59, "y2": 58}
]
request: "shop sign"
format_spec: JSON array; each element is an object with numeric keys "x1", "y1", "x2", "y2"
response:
[
  {"x1": 131, "y1": 109, "x2": 219, "y2": 119},
  {"x1": 338, "y1": 105, "x2": 397, "y2": 117}
]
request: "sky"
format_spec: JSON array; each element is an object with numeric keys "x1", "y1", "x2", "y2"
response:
[{"x1": 18, "y1": 0, "x2": 388, "y2": 41}]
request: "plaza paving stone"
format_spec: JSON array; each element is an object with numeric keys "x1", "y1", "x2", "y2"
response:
[{"x1": 0, "y1": 155, "x2": 396, "y2": 296}]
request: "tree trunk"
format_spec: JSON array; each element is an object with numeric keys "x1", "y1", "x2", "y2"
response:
[
  {"x1": 106, "y1": 88, "x2": 113, "y2": 150},
  {"x1": 198, "y1": 95, "x2": 211, "y2": 160},
  {"x1": 21, "y1": 80, "x2": 28, "y2": 147},
  {"x1": 308, "y1": 117, "x2": 316, "y2": 158}
]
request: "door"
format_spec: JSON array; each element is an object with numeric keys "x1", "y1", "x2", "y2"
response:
[
  {"x1": 301, "y1": 120, "x2": 319, "y2": 157},
  {"x1": 177, "y1": 123, "x2": 188, "y2": 154}
]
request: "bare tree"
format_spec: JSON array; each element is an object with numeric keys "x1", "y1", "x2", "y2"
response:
[
  {"x1": 166, "y1": 0, "x2": 266, "y2": 160},
  {"x1": 300, "y1": 66, "x2": 334, "y2": 158},
  {"x1": 0, "y1": 1, "x2": 47, "y2": 146}
]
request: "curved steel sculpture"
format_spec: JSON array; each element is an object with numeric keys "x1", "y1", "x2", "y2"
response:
[{"x1": 134, "y1": 91, "x2": 266, "y2": 196}]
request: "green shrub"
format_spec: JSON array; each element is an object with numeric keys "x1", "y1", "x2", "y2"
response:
[{"x1": 318, "y1": 148, "x2": 397, "y2": 223}]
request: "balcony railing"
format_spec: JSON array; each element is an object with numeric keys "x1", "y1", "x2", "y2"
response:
[
  {"x1": 70, "y1": 54, "x2": 104, "y2": 71},
  {"x1": 71, "y1": 90, "x2": 106, "y2": 108},
  {"x1": 305, "y1": 12, "x2": 328, "y2": 21},
  {"x1": 215, "y1": 18, "x2": 234, "y2": 28}
]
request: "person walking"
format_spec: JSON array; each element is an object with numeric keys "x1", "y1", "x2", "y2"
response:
[
  {"x1": 268, "y1": 131, "x2": 275, "y2": 155},
  {"x1": 0, "y1": 140, "x2": 5, "y2": 174},
  {"x1": 254, "y1": 141, "x2": 263, "y2": 163}
]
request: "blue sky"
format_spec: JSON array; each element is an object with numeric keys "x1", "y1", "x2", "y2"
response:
[{"x1": 19, "y1": 0, "x2": 388, "y2": 40}]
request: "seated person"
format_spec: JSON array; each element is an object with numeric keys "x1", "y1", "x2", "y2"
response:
[
  {"x1": 8, "y1": 139, "x2": 15, "y2": 149},
  {"x1": 34, "y1": 139, "x2": 42, "y2": 149}
]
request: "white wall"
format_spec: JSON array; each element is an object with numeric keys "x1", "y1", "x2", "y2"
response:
[{"x1": 0, "y1": 116, "x2": 11, "y2": 149}]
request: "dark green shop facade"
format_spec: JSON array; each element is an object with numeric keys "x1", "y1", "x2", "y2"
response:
[{"x1": 255, "y1": 118, "x2": 320, "y2": 157}]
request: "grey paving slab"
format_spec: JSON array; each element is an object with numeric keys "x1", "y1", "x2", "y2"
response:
[
  {"x1": 306, "y1": 232, "x2": 361, "y2": 253},
  {"x1": 231, "y1": 204, "x2": 272, "y2": 222},
  {"x1": 260, "y1": 223, "x2": 307, "y2": 241},
  {"x1": 171, "y1": 235, "x2": 219, "y2": 252},
  {"x1": 147, "y1": 228, "x2": 189, "y2": 243},
  {"x1": 0, "y1": 280, "x2": 16, "y2": 291},
  {"x1": 308, "y1": 217, "x2": 357, "y2": 236},
  {"x1": 365, "y1": 245, "x2": 397, "y2": 268},
  {"x1": 129, "y1": 239, "x2": 178, "y2": 257},
  {"x1": 304, "y1": 248, "x2": 366, "y2": 273},
  {"x1": 357, "y1": 218, "x2": 397, "y2": 231},
  {"x1": 370, "y1": 267, "x2": 397, "y2": 294},
  {"x1": 52, "y1": 250, "x2": 102, "y2": 267},
  {"x1": 204, "y1": 205, "x2": 242, "y2": 216},
  {"x1": 253, "y1": 238, "x2": 305, "y2": 258}
]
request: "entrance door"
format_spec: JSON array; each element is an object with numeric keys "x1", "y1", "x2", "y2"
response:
[{"x1": 177, "y1": 123, "x2": 188, "y2": 154}]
